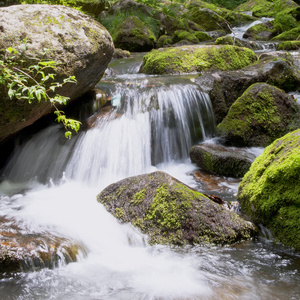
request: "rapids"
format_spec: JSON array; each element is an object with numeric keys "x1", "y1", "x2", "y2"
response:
[{"x1": 1, "y1": 53, "x2": 300, "y2": 300}]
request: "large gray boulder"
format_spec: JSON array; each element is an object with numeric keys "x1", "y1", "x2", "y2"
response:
[
  {"x1": 97, "y1": 171, "x2": 257, "y2": 246},
  {"x1": 0, "y1": 4, "x2": 114, "y2": 142}
]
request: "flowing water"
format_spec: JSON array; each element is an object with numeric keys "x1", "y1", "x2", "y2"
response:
[{"x1": 1, "y1": 53, "x2": 300, "y2": 300}]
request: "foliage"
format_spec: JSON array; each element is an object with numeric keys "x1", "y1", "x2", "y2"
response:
[
  {"x1": 273, "y1": 13, "x2": 298, "y2": 34},
  {"x1": 0, "y1": 46, "x2": 81, "y2": 139},
  {"x1": 200, "y1": 0, "x2": 247, "y2": 10}
]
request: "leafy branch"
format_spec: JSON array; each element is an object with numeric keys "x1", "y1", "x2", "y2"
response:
[{"x1": 0, "y1": 46, "x2": 81, "y2": 138}]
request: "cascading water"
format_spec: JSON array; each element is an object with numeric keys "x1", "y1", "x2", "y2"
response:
[{"x1": 1, "y1": 54, "x2": 300, "y2": 300}]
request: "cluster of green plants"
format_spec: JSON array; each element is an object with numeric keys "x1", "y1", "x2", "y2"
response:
[
  {"x1": 0, "y1": 46, "x2": 81, "y2": 139},
  {"x1": 200, "y1": 0, "x2": 247, "y2": 10}
]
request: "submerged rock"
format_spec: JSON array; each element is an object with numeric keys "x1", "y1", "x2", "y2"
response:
[
  {"x1": 0, "y1": 4, "x2": 114, "y2": 142},
  {"x1": 142, "y1": 45, "x2": 257, "y2": 75},
  {"x1": 237, "y1": 129, "x2": 300, "y2": 250},
  {"x1": 190, "y1": 142, "x2": 255, "y2": 178},
  {"x1": 97, "y1": 171, "x2": 257, "y2": 246},
  {"x1": 0, "y1": 216, "x2": 87, "y2": 274}
]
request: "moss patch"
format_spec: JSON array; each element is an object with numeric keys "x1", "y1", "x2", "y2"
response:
[
  {"x1": 142, "y1": 45, "x2": 257, "y2": 75},
  {"x1": 217, "y1": 83, "x2": 299, "y2": 147},
  {"x1": 237, "y1": 129, "x2": 300, "y2": 250},
  {"x1": 97, "y1": 171, "x2": 257, "y2": 246},
  {"x1": 276, "y1": 40, "x2": 300, "y2": 50}
]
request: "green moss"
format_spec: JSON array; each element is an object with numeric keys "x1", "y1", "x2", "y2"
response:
[
  {"x1": 193, "y1": 31, "x2": 212, "y2": 42},
  {"x1": 217, "y1": 83, "x2": 294, "y2": 146},
  {"x1": 157, "y1": 35, "x2": 173, "y2": 48},
  {"x1": 173, "y1": 30, "x2": 199, "y2": 44},
  {"x1": 142, "y1": 45, "x2": 257, "y2": 75},
  {"x1": 276, "y1": 41, "x2": 300, "y2": 50},
  {"x1": 236, "y1": 0, "x2": 298, "y2": 18},
  {"x1": 114, "y1": 207, "x2": 126, "y2": 220},
  {"x1": 244, "y1": 22, "x2": 275, "y2": 41},
  {"x1": 271, "y1": 26, "x2": 300, "y2": 41},
  {"x1": 131, "y1": 189, "x2": 146, "y2": 205},
  {"x1": 237, "y1": 129, "x2": 300, "y2": 249}
]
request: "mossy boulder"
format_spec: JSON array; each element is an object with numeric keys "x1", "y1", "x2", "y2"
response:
[
  {"x1": 190, "y1": 143, "x2": 256, "y2": 178},
  {"x1": 217, "y1": 83, "x2": 300, "y2": 147},
  {"x1": 173, "y1": 30, "x2": 199, "y2": 44},
  {"x1": 0, "y1": 4, "x2": 114, "y2": 143},
  {"x1": 243, "y1": 22, "x2": 275, "y2": 41},
  {"x1": 237, "y1": 129, "x2": 300, "y2": 250},
  {"x1": 271, "y1": 26, "x2": 300, "y2": 41},
  {"x1": 109, "y1": 15, "x2": 157, "y2": 52},
  {"x1": 0, "y1": 216, "x2": 87, "y2": 274},
  {"x1": 142, "y1": 45, "x2": 257, "y2": 75},
  {"x1": 194, "y1": 31, "x2": 212, "y2": 42},
  {"x1": 235, "y1": 0, "x2": 298, "y2": 18},
  {"x1": 196, "y1": 56, "x2": 300, "y2": 124},
  {"x1": 215, "y1": 36, "x2": 263, "y2": 51},
  {"x1": 157, "y1": 35, "x2": 173, "y2": 48},
  {"x1": 189, "y1": 8, "x2": 231, "y2": 33},
  {"x1": 223, "y1": 11, "x2": 257, "y2": 27},
  {"x1": 97, "y1": 171, "x2": 257, "y2": 246},
  {"x1": 276, "y1": 40, "x2": 300, "y2": 50}
]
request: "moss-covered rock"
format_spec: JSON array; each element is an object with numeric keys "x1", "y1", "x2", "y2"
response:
[
  {"x1": 0, "y1": 4, "x2": 114, "y2": 143},
  {"x1": 189, "y1": 7, "x2": 231, "y2": 33},
  {"x1": 157, "y1": 35, "x2": 173, "y2": 48},
  {"x1": 215, "y1": 35, "x2": 263, "y2": 50},
  {"x1": 217, "y1": 83, "x2": 300, "y2": 147},
  {"x1": 97, "y1": 171, "x2": 257, "y2": 246},
  {"x1": 196, "y1": 56, "x2": 300, "y2": 124},
  {"x1": 194, "y1": 30, "x2": 212, "y2": 42},
  {"x1": 237, "y1": 129, "x2": 300, "y2": 250},
  {"x1": 173, "y1": 30, "x2": 199, "y2": 44},
  {"x1": 111, "y1": 15, "x2": 157, "y2": 52},
  {"x1": 223, "y1": 11, "x2": 257, "y2": 27},
  {"x1": 243, "y1": 22, "x2": 276, "y2": 41},
  {"x1": 235, "y1": 0, "x2": 298, "y2": 18},
  {"x1": 276, "y1": 40, "x2": 300, "y2": 50},
  {"x1": 271, "y1": 26, "x2": 300, "y2": 41},
  {"x1": 190, "y1": 143, "x2": 256, "y2": 178},
  {"x1": 142, "y1": 45, "x2": 257, "y2": 75}
]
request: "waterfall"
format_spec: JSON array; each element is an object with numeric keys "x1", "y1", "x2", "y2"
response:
[{"x1": 3, "y1": 77, "x2": 215, "y2": 186}]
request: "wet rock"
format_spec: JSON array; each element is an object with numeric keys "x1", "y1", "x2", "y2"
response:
[
  {"x1": 110, "y1": 15, "x2": 156, "y2": 52},
  {"x1": 189, "y1": 8, "x2": 231, "y2": 33},
  {"x1": 215, "y1": 36, "x2": 263, "y2": 51},
  {"x1": 0, "y1": 216, "x2": 87, "y2": 274},
  {"x1": 237, "y1": 129, "x2": 300, "y2": 250},
  {"x1": 0, "y1": 4, "x2": 114, "y2": 143},
  {"x1": 243, "y1": 21, "x2": 275, "y2": 41},
  {"x1": 196, "y1": 56, "x2": 300, "y2": 124},
  {"x1": 142, "y1": 45, "x2": 257, "y2": 75},
  {"x1": 190, "y1": 142, "x2": 255, "y2": 178},
  {"x1": 113, "y1": 48, "x2": 131, "y2": 59},
  {"x1": 217, "y1": 83, "x2": 300, "y2": 147},
  {"x1": 97, "y1": 171, "x2": 257, "y2": 246}
]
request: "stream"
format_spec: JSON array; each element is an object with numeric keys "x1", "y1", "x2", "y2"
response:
[{"x1": 1, "y1": 37, "x2": 300, "y2": 299}]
